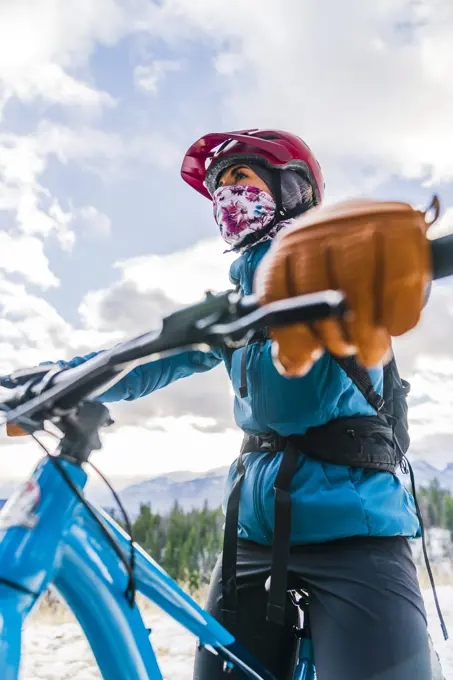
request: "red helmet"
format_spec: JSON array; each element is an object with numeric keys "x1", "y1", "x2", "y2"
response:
[{"x1": 181, "y1": 128, "x2": 324, "y2": 203}]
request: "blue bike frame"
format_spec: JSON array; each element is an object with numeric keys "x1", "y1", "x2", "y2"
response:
[{"x1": 0, "y1": 454, "x2": 310, "y2": 679}]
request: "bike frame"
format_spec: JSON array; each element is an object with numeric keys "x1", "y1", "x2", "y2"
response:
[{"x1": 0, "y1": 454, "x2": 286, "y2": 680}]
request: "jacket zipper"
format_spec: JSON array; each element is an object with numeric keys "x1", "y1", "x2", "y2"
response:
[
  {"x1": 250, "y1": 341, "x2": 266, "y2": 431},
  {"x1": 236, "y1": 282, "x2": 274, "y2": 542},
  {"x1": 247, "y1": 341, "x2": 274, "y2": 542}
]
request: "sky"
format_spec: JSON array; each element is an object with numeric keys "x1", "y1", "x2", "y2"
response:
[{"x1": 0, "y1": 0, "x2": 453, "y2": 485}]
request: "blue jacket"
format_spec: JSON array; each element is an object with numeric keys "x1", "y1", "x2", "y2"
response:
[{"x1": 56, "y1": 240, "x2": 419, "y2": 545}]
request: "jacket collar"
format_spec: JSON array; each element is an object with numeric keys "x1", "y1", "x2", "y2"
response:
[{"x1": 228, "y1": 241, "x2": 272, "y2": 296}]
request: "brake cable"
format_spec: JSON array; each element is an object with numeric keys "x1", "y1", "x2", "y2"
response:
[
  {"x1": 37, "y1": 434, "x2": 137, "y2": 608},
  {"x1": 0, "y1": 404, "x2": 137, "y2": 609}
]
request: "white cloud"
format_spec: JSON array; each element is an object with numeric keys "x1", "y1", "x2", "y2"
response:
[
  {"x1": 141, "y1": 0, "x2": 453, "y2": 196},
  {"x1": 112, "y1": 237, "x2": 233, "y2": 306},
  {"x1": 214, "y1": 52, "x2": 243, "y2": 76},
  {"x1": 33, "y1": 122, "x2": 124, "y2": 167},
  {"x1": 0, "y1": 419, "x2": 241, "y2": 483},
  {"x1": 80, "y1": 205, "x2": 112, "y2": 239},
  {"x1": 34, "y1": 120, "x2": 183, "y2": 174},
  {"x1": 48, "y1": 199, "x2": 74, "y2": 250},
  {"x1": 0, "y1": 233, "x2": 59, "y2": 289},
  {"x1": 0, "y1": 1, "x2": 174, "y2": 298},
  {"x1": 406, "y1": 365, "x2": 453, "y2": 467},
  {"x1": 0, "y1": 62, "x2": 115, "y2": 113},
  {"x1": 0, "y1": 278, "x2": 119, "y2": 375},
  {"x1": 0, "y1": 436, "x2": 54, "y2": 483},
  {"x1": 0, "y1": 129, "x2": 76, "y2": 253},
  {"x1": 0, "y1": 117, "x2": 185, "y2": 292},
  {"x1": 0, "y1": 237, "x2": 238, "y2": 483},
  {"x1": 1, "y1": 3, "x2": 451, "y2": 235},
  {"x1": 390, "y1": 280, "x2": 453, "y2": 465},
  {"x1": 76, "y1": 237, "x2": 235, "y2": 430},
  {"x1": 0, "y1": 236, "x2": 236, "y2": 444},
  {"x1": 429, "y1": 206, "x2": 453, "y2": 239},
  {"x1": 0, "y1": 0, "x2": 147, "y2": 113},
  {"x1": 76, "y1": 236, "x2": 234, "y2": 333},
  {"x1": 134, "y1": 60, "x2": 182, "y2": 94},
  {"x1": 126, "y1": 133, "x2": 185, "y2": 171},
  {"x1": 393, "y1": 281, "x2": 453, "y2": 376},
  {"x1": 93, "y1": 421, "x2": 241, "y2": 477}
]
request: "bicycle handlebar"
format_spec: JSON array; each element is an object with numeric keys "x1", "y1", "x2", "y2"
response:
[
  {"x1": 430, "y1": 233, "x2": 453, "y2": 280},
  {"x1": 1, "y1": 235, "x2": 453, "y2": 434}
]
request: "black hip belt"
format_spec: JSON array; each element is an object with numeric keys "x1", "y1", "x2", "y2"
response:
[
  {"x1": 221, "y1": 415, "x2": 399, "y2": 629},
  {"x1": 242, "y1": 415, "x2": 399, "y2": 472}
]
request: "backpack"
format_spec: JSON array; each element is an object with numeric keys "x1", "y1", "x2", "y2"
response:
[{"x1": 334, "y1": 353, "x2": 410, "y2": 460}]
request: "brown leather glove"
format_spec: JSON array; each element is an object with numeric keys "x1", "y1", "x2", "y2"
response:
[{"x1": 255, "y1": 197, "x2": 437, "y2": 376}]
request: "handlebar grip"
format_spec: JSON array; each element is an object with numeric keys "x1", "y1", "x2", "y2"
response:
[{"x1": 431, "y1": 234, "x2": 453, "y2": 281}]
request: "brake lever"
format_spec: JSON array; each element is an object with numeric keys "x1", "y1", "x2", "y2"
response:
[
  {"x1": 109, "y1": 290, "x2": 235, "y2": 364},
  {"x1": 0, "y1": 366, "x2": 66, "y2": 426},
  {"x1": 206, "y1": 290, "x2": 346, "y2": 344},
  {"x1": 0, "y1": 365, "x2": 56, "y2": 389}
]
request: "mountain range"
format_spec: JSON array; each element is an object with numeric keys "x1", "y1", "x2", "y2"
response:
[
  {"x1": 96, "y1": 466, "x2": 229, "y2": 517},
  {"x1": 1, "y1": 460, "x2": 453, "y2": 519},
  {"x1": 90, "y1": 459, "x2": 453, "y2": 518}
]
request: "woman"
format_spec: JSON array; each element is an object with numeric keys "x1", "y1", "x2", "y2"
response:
[{"x1": 41, "y1": 130, "x2": 438, "y2": 679}]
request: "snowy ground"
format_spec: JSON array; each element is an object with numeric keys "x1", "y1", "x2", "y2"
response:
[
  {"x1": 426, "y1": 587, "x2": 453, "y2": 677},
  {"x1": 20, "y1": 587, "x2": 453, "y2": 680},
  {"x1": 21, "y1": 609, "x2": 194, "y2": 680}
]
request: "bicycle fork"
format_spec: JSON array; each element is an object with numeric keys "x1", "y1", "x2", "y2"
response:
[{"x1": 291, "y1": 592, "x2": 316, "y2": 680}]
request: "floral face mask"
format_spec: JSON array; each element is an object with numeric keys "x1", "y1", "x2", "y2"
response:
[{"x1": 212, "y1": 185, "x2": 293, "y2": 251}]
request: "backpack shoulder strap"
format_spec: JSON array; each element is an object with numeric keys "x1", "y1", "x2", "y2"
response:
[
  {"x1": 385, "y1": 354, "x2": 411, "y2": 397},
  {"x1": 332, "y1": 355, "x2": 385, "y2": 412}
]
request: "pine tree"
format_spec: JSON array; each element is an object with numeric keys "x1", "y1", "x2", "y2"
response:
[
  {"x1": 444, "y1": 494, "x2": 453, "y2": 539},
  {"x1": 122, "y1": 480, "x2": 453, "y2": 592},
  {"x1": 127, "y1": 501, "x2": 224, "y2": 588},
  {"x1": 133, "y1": 504, "x2": 165, "y2": 562}
]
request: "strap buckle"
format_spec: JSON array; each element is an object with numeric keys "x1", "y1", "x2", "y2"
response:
[
  {"x1": 259, "y1": 438, "x2": 279, "y2": 451},
  {"x1": 366, "y1": 389, "x2": 385, "y2": 412}
]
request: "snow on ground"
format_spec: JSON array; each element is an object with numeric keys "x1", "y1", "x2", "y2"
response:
[
  {"x1": 21, "y1": 612, "x2": 194, "y2": 680},
  {"x1": 425, "y1": 587, "x2": 453, "y2": 677},
  {"x1": 20, "y1": 587, "x2": 453, "y2": 679}
]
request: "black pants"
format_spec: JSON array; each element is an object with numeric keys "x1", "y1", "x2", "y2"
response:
[{"x1": 193, "y1": 536, "x2": 442, "y2": 680}]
